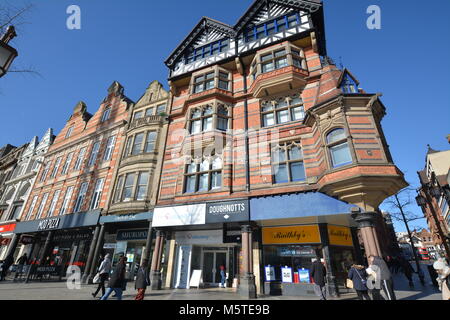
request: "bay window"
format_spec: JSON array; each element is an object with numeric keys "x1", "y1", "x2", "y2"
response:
[
  {"x1": 191, "y1": 68, "x2": 231, "y2": 94},
  {"x1": 326, "y1": 128, "x2": 353, "y2": 168},
  {"x1": 113, "y1": 171, "x2": 150, "y2": 203},
  {"x1": 135, "y1": 172, "x2": 149, "y2": 201}
]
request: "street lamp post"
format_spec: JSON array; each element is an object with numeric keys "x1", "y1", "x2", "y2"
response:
[
  {"x1": 0, "y1": 26, "x2": 18, "y2": 78},
  {"x1": 394, "y1": 194, "x2": 426, "y2": 285}
]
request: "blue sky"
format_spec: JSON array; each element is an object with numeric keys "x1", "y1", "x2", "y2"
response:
[{"x1": 1, "y1": 0, "x2": 449, "y2": 232}]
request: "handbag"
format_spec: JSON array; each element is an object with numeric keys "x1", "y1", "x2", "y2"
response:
[
  {"x1": 93, "y1": 273, "x2": 101, "y2": 284},
  {"x1": 346, "y1": 278, "x2": 354, "y2": 289}
]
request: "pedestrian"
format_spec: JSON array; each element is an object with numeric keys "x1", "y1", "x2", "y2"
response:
[
  {"x1": 399, "y1": 257, "x2": 415, "y2": 289},
  {"x1": 134, "y1": 260, "x2": 150, "y2": 300},
  {"x1": 433, "y1": 259, "x2": 450, "y2": 300},
  {"x1": 92, "y1": 253, "x2": 112, "y2": 299},
  {"x1": 100, "y1": 256, "x2": 127, "y2": 300},
  {"x1": 310, "y1": 258, "x2": 327, "y2": 300},
  {"x1": 219, "y1": 264, "x2": 226, "y2": 288},
  {"x1": 347, "y1": 264, "x2": 371, "y2": 300},
  {"x1": 368, "y1": 255, "x2": 396, "y2": 300},
  {"x1": 14, "y1": 253, "x2": 28, "y2": 279}
]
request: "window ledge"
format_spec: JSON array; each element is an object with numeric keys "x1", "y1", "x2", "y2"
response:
[{"x1": 187, "y1": 88, "x2": 233, "y2": 103}]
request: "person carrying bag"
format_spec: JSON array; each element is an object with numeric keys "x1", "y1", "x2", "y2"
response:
[{"x1": 348, "y1": 264, "x2": 371, "y2": 300}]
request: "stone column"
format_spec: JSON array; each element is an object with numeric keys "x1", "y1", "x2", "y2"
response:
[
  {"x1": 150, "y1": 230, "x2": 165, "y2": 290},
  {"x1": 351, "y1": 209, "x2": 382, "y2": 259},
  {"x1": 350, "y1": 227, "x2": 365, "y2": 265},
  {"x1": 143, "y1": 222, "x2": 153, "y2": 265},
  {"x1": 81, "y1": 225, "x2": 101, "y2": 284},
  {"x1": 239, "y1": 225, "x2": 257, "y2": 299},
  {"x1": 318, "y1": 224, "x2": 339, "y2": 298},
  {"x1": 88, "y1": 224, "x2": 106, "y2": 283}
]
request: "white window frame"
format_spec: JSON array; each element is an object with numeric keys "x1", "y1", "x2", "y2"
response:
[
  {"x1": 88, "y1": 142, "x2": 101, "y2": 167},
  {"x1": 60, "y1": 186, "x2": 74, "y2": 215},
  {"x1": 103, "y1": 136, "x2": 116, "y2": 161},
  {"x1": 90, "y1": 178, "x2": 105, "y2": 210},
  {"x1": 25, "y1": 195, "x2": 38, "y2": 221},
  {"x1": 36, "y1": 193, "x2": 49, "y2": 219},
  {"x1": 47, "y1": 190, "x2": 61, "y2": 217},
  {"x1": 61, "y1": 153, "x2": 74, "y2": 175},
  {"x1": 73, "y1": 182, "x2": 89, "y2": 213},
  {"x1": 73, "y1": 147, "x2": 87, "y2": 171},
  {"x1": 50, "y1": 157, "x2": 62, "y2": 179}
]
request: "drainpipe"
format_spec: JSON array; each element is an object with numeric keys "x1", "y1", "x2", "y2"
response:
[{"x1": 239, "y1": 56, "x2": 251, "y2": 193}]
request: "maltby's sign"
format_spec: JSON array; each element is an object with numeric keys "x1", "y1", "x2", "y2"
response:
[{"x1": 206, "y1": 200, "x2": 249, "y2": 223}]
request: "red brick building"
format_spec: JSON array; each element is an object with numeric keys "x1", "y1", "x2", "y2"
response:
[
  {"x1": 12, "y1": 82, "x2": 133, "y2": 276},
  {"x1": 150, "y1": 0, "x2": 407, "y2": 298}
]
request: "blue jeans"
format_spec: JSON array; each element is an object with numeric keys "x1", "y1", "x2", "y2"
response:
[
  {"x1": 220, "y1": 271, "x2": 226, "y2": 287},
  {"x1": 100, "y1": 287, "x2": 123, "y2": 300}
]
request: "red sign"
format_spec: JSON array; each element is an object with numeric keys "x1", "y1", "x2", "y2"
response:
[
  {"x1": 0, "y1": 238, "x2": 11, "y2": 246},
  {"x1": 0, "y1": 223, "x2": 15, "y2": 233}
]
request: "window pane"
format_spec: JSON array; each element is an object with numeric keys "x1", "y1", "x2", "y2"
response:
[
  {"x1": 203, "y1": 107, "x2": 213, "y2": 116},
  {"x1": 185, "y1": 175, "x2": 196, "y2": 193},
  {"x1": 194, "y1": 84, "x2": 203, "y2": 93},
  {"x1": 291, "y1": 107, "x2": 305, "y2": 121},
  {"x1": 277, "y1": 110, "x2": 289, "y2": 123},
  {"x1": 123, "y1": 174, "x2": 135, "y2": 201},
  {"x1": 203, "y1": 117, "x2": 213, "y2": 131},
  {"x1": 198, "y1": 173, "x2": 209, "y2": 192},
  {"x1": 275, "y1": 57, "x2": 288, "y2": 69},
  {"x1": 330, "y1": 143, "x2": 352, "y2": 167},
  {"x1": 274, "y1": 164, "x2": 288, "y2": 183},
  {"x1": 132, "y1": 133, "x2": 144, "y2": 155},
  {"x1": 145, "y1": 108, "x2": 154, "y2": 116},
  {"x1": 293, "y1": 59, "x2": 302, "y2": 68},
  {"x1": 263, "y1": 113, "x2": 275, "y2": 127},
  {"x1": 211, "y1": 172, "x2": 222, "y2": 189},
  {"x1": 275, "y1": 99, "x2": 288, "y2": 109},
  {"x1": 200, "y1": 160, "x2": 210, "y2": 172},
  {"x1": 272, "y1": 148, "x2": 286, "y2": 163},
  {"x1": 205, "y1": 80, "x2": 214, "y2": 90},
  {"x1": 187, "y1": 163, "x2": 197, "y2": 174},
  {"x1": 289, "y1": 147, "x2": 302, "y2": 160},
  {"x1": 212, "y1": 158, "x2": 223, "y2": 170},
  {"x1": 327, "y1": 129, "x2": 346, "y2": 144},
  {"x1": 291, "y1": 96, "x2": 303, "y2": 105},
  {"x1": 218, "y1": 80, "x2": 229, "y2": 90},
  {"x1": 262, "y1": 102, "x2": 273, "y2": 112},
  {"x1": 219, "y1": 72, "x2": 228, "y2": 79},
  {"x1": 145, "y1": 132, "x2": 157, "y2": 153},
  {"x1": 206, "y1": 72, "x2": 214, "y2": 79},
  {"x1": 262, "y1": 62, "x2": 274, "y2": 73},
  {"x1": 218, "y1": 117, "x2": 228, "y2": 131},
  {"x1": 136, "y1": 172, "x2": 149, "y2": 201},
  {"x1": 290, "y1": 162, "x2": 306, "y2": 182},
  {"x1": 192, "y1": 109, "x2": 202, "y2": 119},
  {"x1": 157, "y1": 104, "x2": 166, "y2": 114},
  {"x1": 134, "y1": 111, "x2": 144, "y2": 120}
]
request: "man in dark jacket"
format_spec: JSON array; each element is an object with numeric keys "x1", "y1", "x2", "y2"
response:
[
  {"x1": 101, "y1": 256, "x2": 127, "y2": 300},
  {"x1": 134, "y1": 260, "x2": 150, "y2": 300},
  {"x1": 15, "y1": 253, "x2": 28, "y2": 279},
  {"x1": 369, "y1": 255, "x2": 396, "y2": 300},
  {"x1": 311, "y1": 258, "x2": 327, "y2": 300}
]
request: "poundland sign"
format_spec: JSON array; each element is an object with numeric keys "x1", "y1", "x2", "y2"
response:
[{"x1": 206, "y1": 200, "x2": 249, "y2": 223}]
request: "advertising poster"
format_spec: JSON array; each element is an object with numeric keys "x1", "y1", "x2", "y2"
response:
[
  {"x1": 281, "y1": 266, "x2": 293, "y2": 283},
  {"x1": 265, "y1": 265, "x2": 275, "y2": 282},
  {"x1": 298, "y1": 269, "x2": 311, "y2": 283}
]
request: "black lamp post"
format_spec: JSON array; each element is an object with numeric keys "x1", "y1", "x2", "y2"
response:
[{"x1": 0, "y1": 26, "x2": 18, "y2": 78}]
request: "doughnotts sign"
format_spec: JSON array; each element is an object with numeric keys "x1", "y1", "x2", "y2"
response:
[
  {"x1": 328, "y1": 225, "x2": 353, "y2": 247},
  {"x1": 262, "y1": 225, "x2": 321, "y2": 245},
  {"x1": 206, "y1": 200, "x2": 249, "y2": 223}
]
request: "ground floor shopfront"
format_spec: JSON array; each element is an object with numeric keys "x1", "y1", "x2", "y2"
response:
[
  {"x1": 152, "y1": 193, "x2": 363, "y2": 297},
  {"x1": 0, "y1": 222, "x2": 17, "y2": 261},
  {"x1": 12, "y1": 210, "x2": 102, "y2": 276}
]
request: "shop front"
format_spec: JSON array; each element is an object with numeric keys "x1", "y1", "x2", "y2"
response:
[
  {"x1": 98, "y1": 212, "x2": 153, "y2": 280},
  {"x1": 0, "y1": 223, "x2": 16, "y2": 260},
  {"x1": 251, "y1": 192, "x2": 361, "y2": 297},
  {"x1": 13, "y1": 210, "x2": 101, "y2": 275},
  {"x1": 153, "y1": 199, "x2": 249, "y2": 290}
]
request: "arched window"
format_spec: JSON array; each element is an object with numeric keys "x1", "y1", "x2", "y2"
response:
[
  {"x1": 326, "y1": 128, "x2": 352, "y2": 168},
  {"x1": 101, "y1": 107, "x2": 111, "y2": 122},
  {"x1": 271, "y1": 142, "x2": 306, "y2": 184}
]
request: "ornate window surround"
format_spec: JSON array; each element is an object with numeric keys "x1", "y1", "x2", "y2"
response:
[
  {"x1": 260, "y1": 92, "x2": 305, "y2": 127},
  {"x1": 270, "y1": 140, "x2": 306, "y2": 184},
  {"x1": 183, "y1": 152, "x2": 224, "y2": 194},
  {"x1": 186, "y1": 101, "x2": 232, "y2": 135}
]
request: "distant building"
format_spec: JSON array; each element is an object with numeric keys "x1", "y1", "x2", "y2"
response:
[{"x1": 416, "y1": 143, "x2": 450, "y2": 258}]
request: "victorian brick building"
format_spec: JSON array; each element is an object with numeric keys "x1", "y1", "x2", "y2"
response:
[
  {"x1": 149, "y1": 0, "x2": 407, "y2": 298},
  {"x1": 10, "y1": 82, "x2": 133, "y2": 279}
]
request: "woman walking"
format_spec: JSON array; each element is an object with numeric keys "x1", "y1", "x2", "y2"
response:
[
  {"x1": 101, "y1": 256, "x2": 127, "y2": 300},
  {"x1": 92, "y1": 254, "x2": 112, "y2": 299},
  {"x1": 348, "y1": 264, "x2": 371, "y2": 300},
  {"x1": 134, "y1": 260, "x2": 150, "y2": 300}
]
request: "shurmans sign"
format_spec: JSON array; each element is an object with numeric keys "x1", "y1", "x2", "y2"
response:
[
  {"x1": 262, "y1": 225, "x2": 321, "y2": 245},
  {"x1": 328, "y1": 225, "x2": 353, "y2": 247}
]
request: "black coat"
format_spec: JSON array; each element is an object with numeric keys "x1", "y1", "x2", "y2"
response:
[
  {"x1": 135, "y1": 267, "x2": 150, "y2": 290},
  {"x1": 348, "y1": 267, "x2": 368, "y2": 291},
  {"x1": 311, "y1": 261, "x2": 327, "y2": 287},
  {"x1": 108, "y1": 262, "x2": 126, "y2": 289}
]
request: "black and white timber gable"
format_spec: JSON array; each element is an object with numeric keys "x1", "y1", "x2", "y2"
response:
[{"x1": 166, "y1": 0, "x2": 325, "y2": 79}]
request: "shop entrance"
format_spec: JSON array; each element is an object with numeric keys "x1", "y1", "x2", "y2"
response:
[{"x1": 202, "y1": 250, "x2": 228, "y2": 286}]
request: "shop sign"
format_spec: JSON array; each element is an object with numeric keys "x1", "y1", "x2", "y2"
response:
[
  {"x1": 175, "y1": 230, "x2": 223, "y2": 245},
  {"x1": 103, "y1": 243, "x2": 116, "y2": 249},
  {"x1": 116, "y1": 229, "x2": 148, "y2": 241},
  {"x1": 52, "y1": 231, "x2": 92, "y2": 242},
  {"x1": 328, "y1": 225, "x2": 353, "y2": 247},
  {"x1": 281, "y1": 266, "x2": 293, "y2": 283},
  {"x1": 279, "y1": 246, "x2": 316, "y2": 257},
  {"x1": 153, "y1": 204, "x2": 205, "y2": 227},
  {"x1": 99, "y1": 212, "x2": 152, "y2": 224},
  {"x1": 0, "y1": 223, "x2": 15, "y2": 234},
  {"x1": 298, "y1": 269, "x2": 311, "y2": 283},
  {"x1": 265, "y1": 265, "x2": 276, "y2": 282},
  {"x1": 20, "y1": 235, "x2": 34, "y2": 245},
  {"x1": 0, "y1": 238, "x2": 11, "y2": 246},
  {"x1": 206, "y1": 200, "x2": 249, "y2": 223},
  {"x1": 37, "y1": 218, "x2": 60, "y2": 231},
  {"x1": 262, "y1": 225, "x2": 321, "y2": 245}
]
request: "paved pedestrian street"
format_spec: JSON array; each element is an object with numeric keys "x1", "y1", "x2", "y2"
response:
[{"x1": 0, "y1": 263, "x2": 442, "y2": 301}]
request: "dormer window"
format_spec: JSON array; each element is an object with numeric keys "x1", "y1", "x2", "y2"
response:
[
  {"x1": 65, "y1": 126, "x2": 74, "y2": 139},
  {"x1": 341, "y1": 74, "x2": 359, "y2": 94},
  {"x1": 185, "y1": 39, "x2": 230, "y2": 65},
  {"x1": 101, "y1": 107, "x2": 111, "y2": 122},
  {"x1": 244, "y1": 12, "x2": 301, "y2": 43}
]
